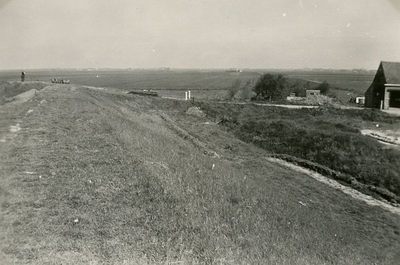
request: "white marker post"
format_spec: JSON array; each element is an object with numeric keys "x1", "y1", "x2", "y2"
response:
[
  {"x1": 188, "y1": 91, "x2": 191, "y2": 99},
  {"x1": 185, "y1": 92, "x2": 188, "y2": 100}
]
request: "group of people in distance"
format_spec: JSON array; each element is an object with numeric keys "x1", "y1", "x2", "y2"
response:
[{"x1": 20, "y1": 72, "x2": 70, "y2": 85}]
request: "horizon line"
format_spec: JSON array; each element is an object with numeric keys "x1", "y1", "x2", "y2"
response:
[{"x1": 0, "y1": 67, "x2": 377, "y2": 72}]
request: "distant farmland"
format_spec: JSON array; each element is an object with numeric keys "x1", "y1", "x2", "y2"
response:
[
  {"x1": 0, "y1": 70, "x2": 259, "y2": 100},
  {"x1": 0, "y1": 69, "x2": 374, "y2": 101},
  {"x1": 279, "y1": 70, "x2": 375, "y2": 103},
  {"x1": 285, "y1": 71, "x2": 373, "y2": 90}
]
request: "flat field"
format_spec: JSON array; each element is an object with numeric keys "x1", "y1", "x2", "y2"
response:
[
  {"x1": 0, "y1": 70, "x2": 260, "y2": 100},
  {"x1": 0, "y1": 69, "x2": 374, "y2": 101}
]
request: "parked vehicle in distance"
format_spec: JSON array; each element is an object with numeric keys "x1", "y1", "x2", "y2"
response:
[{"x1": 51, "y1": 78, "x2": 70, "y2": 84}]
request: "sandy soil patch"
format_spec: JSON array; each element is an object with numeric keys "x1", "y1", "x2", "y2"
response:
[
  {"x1": 0, "y1": 123, "x2": 21, "y2": 143},
  {"x1": 9, "y1": 124, "x2": 21, "y2": 133},
  {"x1": 186, "y1": 106, "x2": 206, "y2": 117},
  {"x1": 360, "y1": 129, "x2": 400, "y2": 146}
]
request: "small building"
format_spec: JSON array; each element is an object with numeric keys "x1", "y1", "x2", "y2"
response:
[
  {"x1": 306, "y1": 90, "x2": 320, "y2": 97},
  {"x1": 355, "y1": 97, "x2": 365, "y2": 105},
  {"x1": 365, "y1": 61, "x2": 400, "y2": 109},
  {"x1": 286, "y1": 92, "x2": 302, "y2": 102}
]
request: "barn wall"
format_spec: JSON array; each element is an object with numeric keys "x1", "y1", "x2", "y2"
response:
[
  {"x1": 365, "y1": 84, "x2": 374, "y2": 108},
  {"x1": 365, "y1": 63, "x2": 387, "y2": 109},
  {"x1": 365, "y1": 83, "x2": 385, "y2": 108}
]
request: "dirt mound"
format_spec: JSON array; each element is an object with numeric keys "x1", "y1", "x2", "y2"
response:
[
  {"x1": 186, "y1": 106, "x2": 206, "y2": 117},
  {"x1": 287, "y1": 94, "x2": 340, "y2": 107},
  {"x1": 303, "y1": 94, "x2": 336, "y2": 105},
  {"x1": 8, "y1": 89, "x2": 38, "y2": 104},
  {"x1": 1, "y1": 81, "x2": 50, "y2": 100},
  {"x1": 1, "y1": 81, "x2": 52, "y2": 105}
]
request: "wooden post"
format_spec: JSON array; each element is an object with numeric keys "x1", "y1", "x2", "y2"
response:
[{"x1": 384, "y1": 88, "x2": 390, "y2": 110}]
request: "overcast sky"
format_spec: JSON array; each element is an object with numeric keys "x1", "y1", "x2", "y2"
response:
[{"x1": 0, "y1": 0, "x2": 400, "y2": 70}]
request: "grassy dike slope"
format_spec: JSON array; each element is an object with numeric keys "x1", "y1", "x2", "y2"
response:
[{"x1": 0, "y1": 84, "x2": 400, "y2": 264}]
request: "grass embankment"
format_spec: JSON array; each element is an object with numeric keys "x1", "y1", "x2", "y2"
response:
[
  {"x1": 1, "y1": 84, "x2": 400, "y2": 264},
  {"x1": 0, "y1": 81, "x2": 50, "y2": 105},
  {"x1": 195, "y1": 102, "x2": 400, "y2": 202}
]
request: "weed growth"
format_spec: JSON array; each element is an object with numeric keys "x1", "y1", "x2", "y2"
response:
[{"x1": 197, "y1": 102, "x2": 400, "y2": 199}]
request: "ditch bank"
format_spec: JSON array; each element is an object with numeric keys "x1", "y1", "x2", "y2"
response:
[{"x1": 267, "y1": 154, "x2": 400, "y2": 210}]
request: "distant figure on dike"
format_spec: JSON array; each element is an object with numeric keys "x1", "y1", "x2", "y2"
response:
[{"x1": 21, "y1": 71, "x2": 26, "y2": 82}]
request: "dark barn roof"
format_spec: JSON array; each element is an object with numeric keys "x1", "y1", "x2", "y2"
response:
[
  {"x1": 365, "y1": 61, "x2": 400, "y2": 108},
  {"x1": 380, "y1": 61, "x2": 400, "y2": 84}
]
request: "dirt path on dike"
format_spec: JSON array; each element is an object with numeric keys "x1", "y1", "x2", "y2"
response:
[{"x1": 266, "y1": 157, "x2": 400, "y2": 216}]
